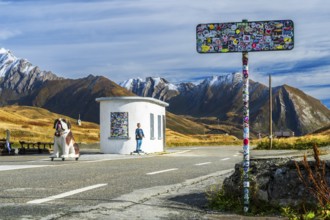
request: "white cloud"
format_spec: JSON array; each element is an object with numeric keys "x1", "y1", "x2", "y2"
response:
[
  {"x1": 0, "y1": 29, "x2": 21, "y2": 40},
  {"x1": 0, "y1": 0, "x2": 330, "y2": 106}
]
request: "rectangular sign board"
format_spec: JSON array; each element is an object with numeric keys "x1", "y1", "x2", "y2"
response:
[{"x1": 196, "y1": 20, "x2": 294, "y2": 53}]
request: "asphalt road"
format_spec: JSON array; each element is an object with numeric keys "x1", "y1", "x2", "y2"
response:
[{"x1": 0, "y1": 146, "x2": 243, "y2": 219}]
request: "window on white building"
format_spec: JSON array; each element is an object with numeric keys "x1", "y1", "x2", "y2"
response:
[
  {"x1": 158, "y1": 115, "x2": 162, "y2": 139},
  {"x1": 150, "y1": 113, "x2": 154, "y2": 140}
]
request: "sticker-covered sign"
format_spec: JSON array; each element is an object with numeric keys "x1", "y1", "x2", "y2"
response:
[{"x1": 196, "y1": 20, "x2": 294, "y2": 53}]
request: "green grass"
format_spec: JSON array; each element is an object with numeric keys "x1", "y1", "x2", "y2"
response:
[{"x1": 255, "y1": 135, "x2": 330, "y2": 150}]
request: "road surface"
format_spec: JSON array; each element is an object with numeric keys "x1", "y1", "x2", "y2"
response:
[{"x1": 0, "y1": 146, "x2": 242, "y2": 219}]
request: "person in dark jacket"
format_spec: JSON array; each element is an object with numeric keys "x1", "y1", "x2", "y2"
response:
[{"x1": 135, "y1": 123, "x2": 145, "y2": 153}]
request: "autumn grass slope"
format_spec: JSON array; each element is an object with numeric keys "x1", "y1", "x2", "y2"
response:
[
  {"x1": 255, "y1": 124, "x2": 330, "y2": 150},
  {"x1": 0, "y1": 105, "x2": 242, "y2": 148},
  {"x1": 0, "y1": 105, "x2": 99, "y2": 145}
]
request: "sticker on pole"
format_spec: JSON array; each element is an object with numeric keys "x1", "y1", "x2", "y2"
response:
[{"x1": 196, "y1": 20, "x2": 294, "y2": 53}]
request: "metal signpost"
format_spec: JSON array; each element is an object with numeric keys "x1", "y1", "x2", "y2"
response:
[{"x1": 196, "y1": 19, "x2": 294, "y2": 213}]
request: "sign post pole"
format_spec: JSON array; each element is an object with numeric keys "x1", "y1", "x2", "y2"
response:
[
  {"x1": 241, "y1": 19, "x2": 250, "y2": 213},
  {"x1": 269, "y1": 74, "x2": 273, "y2": 149},
  {"x1": 242, "y1": 51, "x2": 250, "y2": 213},
  {"x1": 196, "y1": 19, "x2": 294, "y2": 214}
]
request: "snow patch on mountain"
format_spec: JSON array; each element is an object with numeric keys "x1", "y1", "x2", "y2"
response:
[
  {"x1": 0, "y1": 47, "x2": 60, "y2": 93},
  {"x1": 202, "y1": 72, "x2": 242, "y2": 87},
  {"x1": 0, "y1": 48, "x2": 19, "y2": 77},
  {"x1": 120, "y1": 77, "x2": 144, "y2": 90},
  {"x1": 119, "y1": 76, "x2": 179, "y2": 93},
  {"x1": 120, "y1": 72, "x2": 242, "y2": 95}
]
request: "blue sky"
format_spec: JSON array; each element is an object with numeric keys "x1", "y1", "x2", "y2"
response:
[{"x1": 0, "y1": 0, "x2": 329, "y2": 108}]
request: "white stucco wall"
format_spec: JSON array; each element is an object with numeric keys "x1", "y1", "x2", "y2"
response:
[{"x1": 96, "y1": 97, "x2": 169, "y2": 154}]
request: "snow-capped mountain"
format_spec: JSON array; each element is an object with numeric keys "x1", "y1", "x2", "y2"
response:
[
  {"x1": 119, "y1": 72, "x2": 243, "y2": 101},
  {"x1": 0, "y1": 48, "x2": 60, "y2": 93},
  {"x1": 120, "y1": 72, "x2": 330, "y2": 136},
  {"x1": 0, "y1": 48, "x2": 132, "y2": 123},
  {"x1": 0, "y1": 47, "x2": 329, "y2": 135},
  {"x1": 119, "y1": 76, "x2": 180, "y2": 101},
  {"x1": 199, "y1": 73, "x2": 242, "y2": 87}
]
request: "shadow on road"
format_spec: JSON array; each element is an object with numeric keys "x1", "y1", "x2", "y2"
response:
[{"x1": 168, "y1": 192, "x2": 208, "y2": 210}]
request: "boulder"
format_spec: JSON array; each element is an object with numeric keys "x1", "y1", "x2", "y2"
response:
[{"x1": 222, "y1": 158, "x2": 330, "y2": 208}]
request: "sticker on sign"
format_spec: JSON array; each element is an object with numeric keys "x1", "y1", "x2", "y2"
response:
[{"x1": 196, "y1": 20, "x2": 294, "y2": 53}]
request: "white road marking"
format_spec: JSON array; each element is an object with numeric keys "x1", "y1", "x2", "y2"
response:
[
  {"x1": 233, "y1": 154, "x2": 239, "y2": 157},
  {"x1": 146, "y1": 168, "x2": 178, "y2": 175},
  {"x1": 85, "y1": 159, "x2": 113, "y2": 163},
  {"x1": 195, "y1": 162, "x2": 212, "y2": 166},
  {"x1": 175, "y1": 150, "x2": 191, "y2": 154},
  {"x1": 0, "y1": 165, "x2": 49, "y2": 172},
  {"x1": 27, "y1": 158, "x2": 51, "y2": 163},
  {"x1": 27, "y1": 183, "x2": 108, "y2": 204},
  {"x1": 221, "y1": 158, "x2": 230, "y2": 161}
]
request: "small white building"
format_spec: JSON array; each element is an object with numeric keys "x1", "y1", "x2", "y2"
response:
[{"x1": 95, "y1": 96, "x2": 169, "y2": 154}]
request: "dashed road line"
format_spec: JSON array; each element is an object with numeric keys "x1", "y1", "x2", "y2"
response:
[
  {"x1": 85, "y1": 159, "x2": 114, "y2": 163},
  {"x1": 27, "y1": 183, "x2": 108, "y2": 204},
  {"x1": 195, "y1": 162, "x2": 212, "y2": 166},
  {"x1": 0, "y1": 165, "x2": 49, "y2": 172},
  {"x1": 221, "y1": 158, "x2": 230, "y2": 161},
  {"x1": 146, "y1": 168, "x2": 178, "y2": 175},
  {"x1": 175, "y1": 150, "x2": 191, "y2": 154}
]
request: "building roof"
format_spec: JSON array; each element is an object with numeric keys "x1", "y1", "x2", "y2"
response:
[{"x1": 95, "y1": 96, "x2": 169, "y2": 107}]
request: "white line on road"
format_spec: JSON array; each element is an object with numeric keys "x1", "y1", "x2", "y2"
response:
[
  {"x1": 27, "y1": 158, "x2": 52, "y2": 162},
  {"x1": 195, "y1": 162, "x2": 212, "y2": 166},
  {"x1": 221, "y1": 158, "x2": 230, "y2": 161},
  {"x1": 175, "y1": 150, "x2": 191, "y2": 154},
  {"x1": 146, "y1": 168, "x2": 178, "y2": 175},
  {"x1": 85, "y1": 159, "x2": 113, "y2": 163},
  {"x1": 0, "y1": 165, "x2": 49, "y2": 172},
  {"x1": 27, "y1": 183, "x2": 108, "y2": 204}
]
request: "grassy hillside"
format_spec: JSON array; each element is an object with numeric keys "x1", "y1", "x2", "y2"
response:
[
  {"x1": 166, "y1": 112, "x2": 241, "y2": 146},
  {"x1": 166, "y1": 112, "x2": 243, "y2": 137},
  {"x1": 0, "y1": 105, "x2": 242, "y2": 148},
  {"x1": 311, "y1": 124, "x2": 330, "y2": 136},
  {"x1": 3, "y1": 105, "x2": 327, "y2": 150},
  {"x1": 254, "y1": 124, "x2": 330, "y2": 150},
  {"x1": 166, "y1": 111, "x2": 206, "y2": 135},
  {"x1": 0, "y1": 105, "x2": 99, "y2": 144},
  {"x1": 166, "y1": 129, "x2": 240, "y2": 147}
]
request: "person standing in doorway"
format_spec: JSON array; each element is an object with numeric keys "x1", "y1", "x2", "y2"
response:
[{"x1": 135, "y1": 123, "x2": 145, "y2": 153}]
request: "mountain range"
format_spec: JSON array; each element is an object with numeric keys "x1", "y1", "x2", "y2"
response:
[
  {"x1": 1, "y1": 47, "x2": 330, "y2": 137},
  {"x1": 120, "y1": 74, "x2": 330, "y2": 136},
  {"x1": 0, "y1": 48, "x2": 133, "y2": 123}
]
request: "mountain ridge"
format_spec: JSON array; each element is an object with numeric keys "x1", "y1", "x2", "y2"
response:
[
  {"x1": 0, "y1": 48, "x2": 61, "y2": 94},
  {"x1": 120, "y1": 74, "x2": 330, "y2": 136},
  {"x1": 1, "y1": 48, "x2": 329, "y2": 136},
  {"x1": 0, "y1": 48, "x2": 134, "y2": 123}
]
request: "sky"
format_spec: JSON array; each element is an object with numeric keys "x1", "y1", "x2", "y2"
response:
[{"x1": 0, "y1": 0, "x2": 329, "y2": 108}]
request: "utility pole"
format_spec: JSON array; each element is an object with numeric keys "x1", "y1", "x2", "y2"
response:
[{"x1": 269, "y1": 74, "x2": 273, "y2": 149}]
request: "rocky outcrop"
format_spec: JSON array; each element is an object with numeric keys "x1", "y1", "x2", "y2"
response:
[
  {"x1": 273, "y1": 85, "x2": 330, "y2": 135},
  {"x1": 223, "y1": 158, "x2": 330, "y2": 208}
]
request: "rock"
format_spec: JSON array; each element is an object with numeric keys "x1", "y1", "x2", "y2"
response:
[{"x1": 222, "y1": 158, "x2": 330, "y2": 208}]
